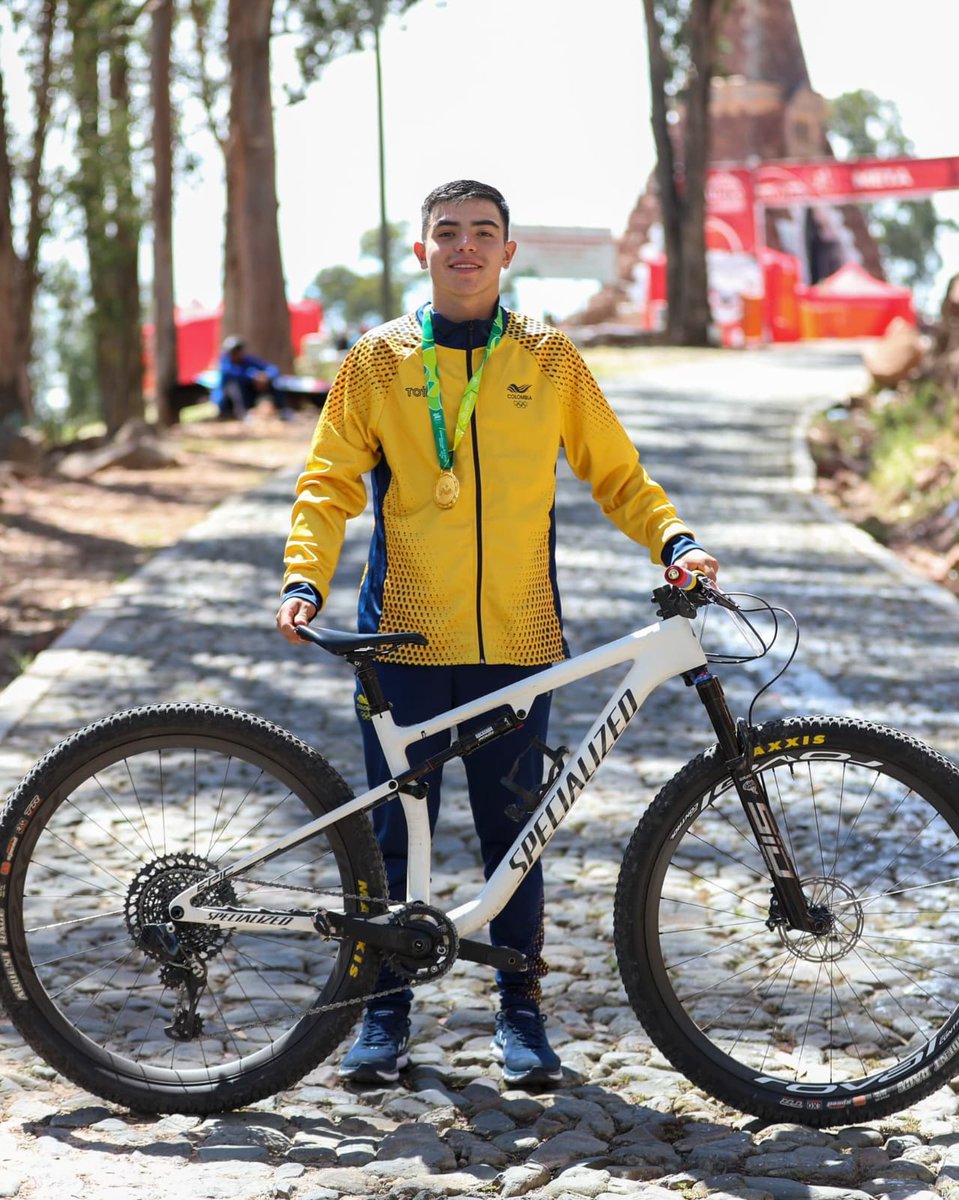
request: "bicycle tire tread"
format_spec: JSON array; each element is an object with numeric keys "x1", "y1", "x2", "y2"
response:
[
  {"x1": 0, "y1": 703, "x2": 387, "y2": 1114},
  {"x1": 614, "y1": 714, "x2": 959, "y2": 1126}
]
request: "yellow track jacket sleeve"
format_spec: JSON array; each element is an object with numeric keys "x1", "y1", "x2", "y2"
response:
[{"x1": 282, "y1": 333, "x2": 393, "y2": 609}]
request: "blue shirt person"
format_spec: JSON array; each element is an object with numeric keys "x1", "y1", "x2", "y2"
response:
[{"x1": 212, "y1": 336, "x2": 290, "y2": 420}]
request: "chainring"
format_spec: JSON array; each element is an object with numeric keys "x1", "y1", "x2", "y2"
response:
[{"x1": 384, "y1": 902, "x2": 460, "y2": 983}]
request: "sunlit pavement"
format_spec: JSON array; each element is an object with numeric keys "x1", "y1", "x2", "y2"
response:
[{"x1": 2, "y1": 342, "x2": 959, "y2": 1199}]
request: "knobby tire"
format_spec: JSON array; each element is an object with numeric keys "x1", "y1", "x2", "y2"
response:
[
  {"x1": 615, "y1": 715, "x2": 959, "y2": 1126},
  {"x1": 0, "y1": 704, "x2": 388, "y2": 1115}
]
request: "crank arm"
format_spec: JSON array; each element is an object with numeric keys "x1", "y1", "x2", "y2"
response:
[{"x1": 321, "y1": 911, "x2": 438, "y2": 960}]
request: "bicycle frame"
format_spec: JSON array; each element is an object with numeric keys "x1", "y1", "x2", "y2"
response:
[{"x1": 171, "y1": 612, "x2": 708, "y2": 935}]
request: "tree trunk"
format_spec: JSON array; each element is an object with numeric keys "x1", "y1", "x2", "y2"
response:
[
  {"x1": 642, "y1": 0, "x2": 685, "y2": 343},
  {"x1": 150, "y1": 0, "x2": 179, "y2": 426},
  {"x1": 675, "y1": 0, "x2": 716, "y2": 345},
  {"x1": 642, "y1": 0, "x2": 717, "y2": 347},
  {"x1": 225, "y1": 0, "x2": 292, "y2": 370},
  {"x1": 68, "y1": 0, "x2": 144, "y2": 436},
  {"x1": 0, "y1": 0, "x2": 54, "y2": 431},
  {"x1": 0, "y1": 58, "x2": 26, "y2": 427},
  {"x1": 221, "y1": 147, "x2": 241, "y2": 341}
]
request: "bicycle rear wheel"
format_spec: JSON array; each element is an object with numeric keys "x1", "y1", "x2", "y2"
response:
[
  {"x1": 614, "y1": 715, "x2": 959, "y2": 1126},
  {"x1": 0, "y1": 703, "x2": 388, "y2": 1114}
]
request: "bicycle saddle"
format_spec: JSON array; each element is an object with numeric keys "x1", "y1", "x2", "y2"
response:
[{"x1": 295, "y1": 625, "x2": 428, "y2": 657}]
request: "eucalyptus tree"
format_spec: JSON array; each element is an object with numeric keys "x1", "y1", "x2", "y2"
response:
[
  {"x1": 642, "y1": 0, "x2": 723, "y2": 345},
  {"x1": 65, "y1": 0, "x2": 144, "y2": 435},
  {"x1": 0, "y1": 0, "x2": 57, "y2": 428},
  {"x1": 187, "y1": 0, "x2": 423, "y2": 373}
]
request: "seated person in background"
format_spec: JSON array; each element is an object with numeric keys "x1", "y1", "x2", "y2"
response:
[{"x1": 213, "y1": 336, "x2": 293, "y2": 420}]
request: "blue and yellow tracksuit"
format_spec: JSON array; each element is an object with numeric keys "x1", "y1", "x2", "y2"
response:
[{"x1": 282, "y1": 303, "x2": 701, "y2": 1011}]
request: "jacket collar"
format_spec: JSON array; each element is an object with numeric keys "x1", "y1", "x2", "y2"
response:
[{"x1": 415, "y1": 300, "x2": 507, "y2": 350}]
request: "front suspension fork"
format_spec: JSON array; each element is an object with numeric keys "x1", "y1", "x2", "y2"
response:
[{"x1": 687, "y1": 666, "x2": 828, "y2": 935}]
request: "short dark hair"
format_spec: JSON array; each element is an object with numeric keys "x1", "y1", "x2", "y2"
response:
[{"x1": 420, "y1": 180, "x2": 510, "y2": 240}]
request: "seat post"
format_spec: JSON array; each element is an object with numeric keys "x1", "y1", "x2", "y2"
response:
[{"x1": 352, "y1": 656, "x2": 390, "y2": 716}]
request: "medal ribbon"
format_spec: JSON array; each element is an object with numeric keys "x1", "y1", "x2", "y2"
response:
[{"x1": 421, "y1": 304, "x2": 504, "y2": 471}]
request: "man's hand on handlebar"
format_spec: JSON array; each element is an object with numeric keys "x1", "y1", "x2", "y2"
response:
[
  {"x1": 672, "y1": 549, "x2": 719, "y2": 583},
  {"x1": 276, "y1": 597, "x2": 318, "y2": 645}
]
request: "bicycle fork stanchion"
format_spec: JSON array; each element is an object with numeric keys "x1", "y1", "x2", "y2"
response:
[{"x1": 687, "y1": 665, "x2": 830, "y2": 936}]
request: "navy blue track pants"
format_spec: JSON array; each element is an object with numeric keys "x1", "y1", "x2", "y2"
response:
[{"x1": 357, "y1": 661, "x2": 552, "y2": 1012}]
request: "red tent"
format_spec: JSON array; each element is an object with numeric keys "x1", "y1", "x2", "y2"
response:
[{"x1": 798, "y1": 264, "x2": 915, "y2": 338}]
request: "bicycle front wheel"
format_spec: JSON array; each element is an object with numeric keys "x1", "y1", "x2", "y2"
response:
[
  {"x1": 0, "y1": 703, "x2": 388, "y2": 1114},
  {"x1": 614, "y1": 715, "x2": 959, "y2": 1126}
]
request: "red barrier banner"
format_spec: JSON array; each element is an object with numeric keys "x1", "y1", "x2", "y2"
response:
[
  {"x1": 705, "y1": 155, "x2": 959, "y2": 255},
  {"x1": 751, "y1": 156, "x2": 959, "y2": 206},
  {"x1": 705, "y1": 167, "x2": 757, "y2": 253}
]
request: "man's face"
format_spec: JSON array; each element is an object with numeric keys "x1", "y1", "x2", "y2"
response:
[{"x1": 414, "y1": 198, "x2": 516, "y2": 313}]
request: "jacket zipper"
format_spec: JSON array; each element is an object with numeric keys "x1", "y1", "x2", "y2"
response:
[{"x1": 464, "y1": 322, "x2": 486, "y2": 662}]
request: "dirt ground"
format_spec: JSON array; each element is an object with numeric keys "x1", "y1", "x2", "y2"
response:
[{"x1": 0, "y1": 407, "x2": 315, "y2": 692}]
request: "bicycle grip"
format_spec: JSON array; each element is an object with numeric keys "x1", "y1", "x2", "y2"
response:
[{"x1": 664, "y1": 564, "x2": 701, "y2": 591}]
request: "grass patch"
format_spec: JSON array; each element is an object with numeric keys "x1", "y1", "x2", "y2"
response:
[{"x1": 812, "y1": 380, "x2": 959, "y2": 554}]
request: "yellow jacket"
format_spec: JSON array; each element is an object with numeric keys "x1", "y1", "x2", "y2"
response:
[{"x1": 283, "y1": 306, "x2": 695, "y2": 666}]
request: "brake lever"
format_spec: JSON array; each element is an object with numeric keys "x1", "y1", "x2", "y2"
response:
[{"x1": 663, "y1": 566, "x2": 768, "y2": 656}]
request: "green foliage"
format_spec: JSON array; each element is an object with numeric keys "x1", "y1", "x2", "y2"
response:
[
  {"x1": 829, "y1": 90, "x2": 910, "y2": 157},
  {"x1": 827, "y1": 90, "x2": 957, "y2": 293},
  {"x1": 817, "y1": 382, "x2": 959, "y2": 536},
  {"x1": 281, "y1": 0, "x2": 424, "y2": 88},
  {"x1": 868, "y1": 384, "x2": 958, "y2": 519},
  {"x1": 31, "y1": 262, "x2": 101, "y2": 441},
  {"x1": 309, "y1": 221, "x2": 414, "y2": 330}
]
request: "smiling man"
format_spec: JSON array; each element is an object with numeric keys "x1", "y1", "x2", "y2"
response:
[{"x1": 276, "y1": 179, "x2": 717, "y2": 1089}]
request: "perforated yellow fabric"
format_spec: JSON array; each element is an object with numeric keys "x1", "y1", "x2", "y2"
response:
[{"x1": 283, "y1": 309, "x2": 694, "y2": 666}]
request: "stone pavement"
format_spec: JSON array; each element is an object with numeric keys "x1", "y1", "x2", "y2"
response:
[{"x1": 2, "y1": 344, "x2": 959, "y2": 1200}]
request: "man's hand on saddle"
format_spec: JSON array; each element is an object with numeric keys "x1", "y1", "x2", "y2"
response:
[{"x1": 276, "y1": 597, "x2": 318, "y2": 645}]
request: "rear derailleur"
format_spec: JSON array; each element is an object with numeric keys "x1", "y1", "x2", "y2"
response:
[{"x1": 138, "y1": 922, "x2": 209, "y2": 1041}]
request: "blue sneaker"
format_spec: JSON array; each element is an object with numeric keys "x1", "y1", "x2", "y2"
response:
[
  {"x1": 339, "y1": 1008, "x2": 411, "y2": 1084},
  {"x1": 491, "y1": 1008, "x2": 563, "y2": 1088}
]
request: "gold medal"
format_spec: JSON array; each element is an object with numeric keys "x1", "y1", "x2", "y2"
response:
[{"x1": 434, "y1": 469, "x2": 460, "y2": 509}]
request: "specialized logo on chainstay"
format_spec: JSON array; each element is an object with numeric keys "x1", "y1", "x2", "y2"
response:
[{"x1": 508, "y1": 688, "x2": 638, "y2": 875}]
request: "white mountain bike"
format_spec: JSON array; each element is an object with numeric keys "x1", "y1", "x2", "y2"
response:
[{"x1": 2, "y1": 567, "x2": 958, "y2": 1127}]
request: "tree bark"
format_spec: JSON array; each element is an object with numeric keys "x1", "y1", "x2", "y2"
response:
[
  {"x1": 68, "y1": 0, "x2": 144, "y2": 436},
  {"x1": 0, "y1": 0, "x2": 55, "y2": 429},
  {"x1": 676, "y1": 0, "x2": 715, "y2": 345},
  {"x1": 225, "y1": 0, "x2": 292, "y2": 370},
  {"x1": 642, "y1": 0, "x2": 717, "y2": 346},
  {"x1": 0, "y1": 58, "x2": 25, "y2": 426},
  {"x1": 642, "y1": 0, "x2": 684, "y2": 343},
  {"x1": 150, "y1": 0, "x2": 179, "y2": 426}
]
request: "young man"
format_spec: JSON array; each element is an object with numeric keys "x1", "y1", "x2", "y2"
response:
[{"x1": 276, "y1": 180, "x2": 718, "y2": 1088}]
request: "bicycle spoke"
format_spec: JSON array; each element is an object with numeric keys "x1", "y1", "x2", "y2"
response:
[{"x1": 625, "y1": 720, "x2": 959, "y2": 1117}]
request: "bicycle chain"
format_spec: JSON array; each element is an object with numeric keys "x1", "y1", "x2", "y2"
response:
[{"x1": 182, "y1": 874, "x2": 432, "y2": 1028}]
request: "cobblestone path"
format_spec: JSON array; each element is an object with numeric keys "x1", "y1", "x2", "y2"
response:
[{"x1": 2, "y1": 345, "x2": 959, "y2": 1200}]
